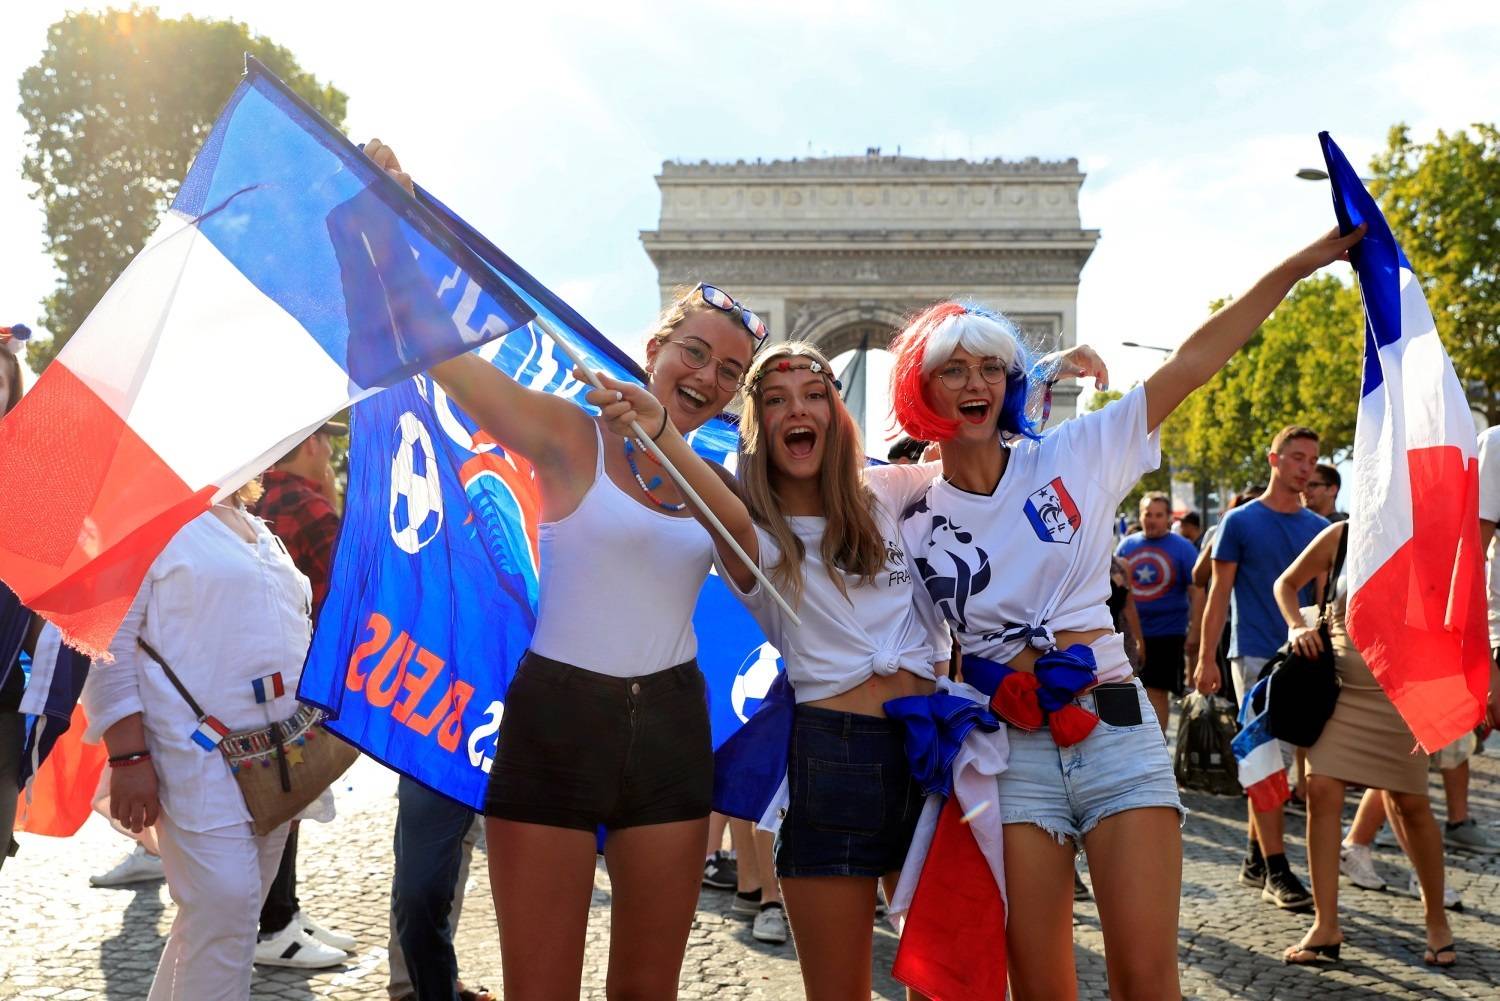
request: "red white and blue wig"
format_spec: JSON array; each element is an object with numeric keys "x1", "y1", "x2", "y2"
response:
[{"x1": 890, "y1": 302, "x2": 1038, "y2": 443}]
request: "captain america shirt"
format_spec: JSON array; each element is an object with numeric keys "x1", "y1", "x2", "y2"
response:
[{"x1": 900, "y1": 384, "x2": 1161, "y2": 685}]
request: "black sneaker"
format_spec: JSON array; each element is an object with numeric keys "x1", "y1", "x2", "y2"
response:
[
  {"x1": 1262, "y1": 867, "x2": 1313, "y2": 911},
  {"x1": 1239, "y1": 855, "x2": 1266, "y2": 889},
  {"x1": 702, "y1": 851, "x2": 738, "y2": 890}
]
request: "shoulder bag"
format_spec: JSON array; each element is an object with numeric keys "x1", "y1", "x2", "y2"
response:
[
  {"x1": 137, "y1": 638, "x2": 358, "y2": 836},
  {"x1": 1256, "y1": 527, "x2": 1348, "y2": 748}
]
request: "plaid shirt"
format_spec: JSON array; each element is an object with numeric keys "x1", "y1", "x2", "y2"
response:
[{"x1": 252, "y1": 470, "x2": 341, "y2": 612}]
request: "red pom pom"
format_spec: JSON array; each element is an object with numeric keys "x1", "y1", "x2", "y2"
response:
[
  {"x1": 991, "y1": 672, "x2": 1044, "y2": 730},
  {"x1": 1047, "y1": 704, "x2": 1099, "y2": 747}
]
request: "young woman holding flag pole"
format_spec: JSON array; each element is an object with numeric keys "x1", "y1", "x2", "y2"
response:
[
  {"x1": 889, "y1": 224, "x2": 1365, "y2": 1001},
  {"x1": 363, "y1": 140, "x2": 781, "y2": 1001}
]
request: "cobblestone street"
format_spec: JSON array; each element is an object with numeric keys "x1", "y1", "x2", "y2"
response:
[{"x1": 4, "y1": 738, "x2": 1498, "y2": 1000}]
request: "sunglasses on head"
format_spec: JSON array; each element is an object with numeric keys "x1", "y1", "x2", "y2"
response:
[{"x1": 696, "y1": 283, "x2": 769, "y2": 346}]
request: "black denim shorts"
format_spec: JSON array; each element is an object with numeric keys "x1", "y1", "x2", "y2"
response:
[
  {"x1": 775, "y1": 704, "x2": 925, "y2": 879},
  {"x1": 483, "y1": 651, "x2": 713, "y2": 832}
]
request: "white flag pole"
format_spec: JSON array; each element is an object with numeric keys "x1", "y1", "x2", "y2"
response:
[{"x1": 531, "y1": 315, "x2": 802, "y2": 627}]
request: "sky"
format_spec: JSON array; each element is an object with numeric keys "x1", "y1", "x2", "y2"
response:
[{"x1": 3, "y1": 0, "x2": 1498, "y2": 434}]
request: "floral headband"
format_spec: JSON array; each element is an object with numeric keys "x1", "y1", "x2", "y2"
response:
[{"x1": 747, "y1": 356, "x2": 843, "y2": 393}]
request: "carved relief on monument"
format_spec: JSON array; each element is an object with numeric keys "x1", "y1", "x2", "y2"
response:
[{"x1": 650, "y1": 251, "x2": 1089, "y2": 287}]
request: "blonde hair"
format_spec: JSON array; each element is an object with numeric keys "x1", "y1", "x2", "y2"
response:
[
  {"x1": 232, "y1": 478, "x2": 264, "y2": 507},
  {"x1": 647, "y1": 284, "x2": 756, "y2": 350},
  {"x1": 738, "y1": 341, "x2": 886, "y2": 607}
]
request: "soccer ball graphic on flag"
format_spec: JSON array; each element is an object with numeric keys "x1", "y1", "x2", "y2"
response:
[
  {"x1": 390, "y1": 412, "x2": 445, "y2": 554},
  {"x1": 731, "y1": 642, "x2": 784, "y2": 723}
]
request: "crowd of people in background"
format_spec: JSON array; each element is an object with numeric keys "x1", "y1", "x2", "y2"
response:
[{"x1": 3, "y1": 172, "x2": 1497, "y2": 1001}]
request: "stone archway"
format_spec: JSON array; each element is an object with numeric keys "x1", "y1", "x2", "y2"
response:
[{"x1": 641, "y1": 151, "x2": 1098, "y2": 422}]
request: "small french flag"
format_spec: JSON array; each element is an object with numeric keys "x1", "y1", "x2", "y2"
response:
[
  {"x1": 251, "y1": 672, "x2": 285, "y2": 704},
  {"x1": 191, "y1": 715, "x2": 230, "y2": 751},
  {"x1": 1231, "y1": 677, "x2": 1290, "y2": 811}
]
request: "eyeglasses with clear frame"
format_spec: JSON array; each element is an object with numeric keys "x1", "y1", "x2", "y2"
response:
[
  {"x1": 697, "y1": 283, "x2": 769, "y2": 346},
  {"x1": 666, "y1": 335, "x2": 748, "y2": 392},
  {"x1": 931, "y1": 357, "x2": 1010, "y2": 391}
]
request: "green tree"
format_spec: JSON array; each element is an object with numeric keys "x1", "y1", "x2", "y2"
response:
[
  {"x1": 1159, "y1": 279, "x2": 1363, "y2": 492},
  {"x1": 1371, "y1": 124, "x2": 1500, "y2": 424},
  {"x1": 18, "y1": 6, "x2": 347, "y2": 370}
]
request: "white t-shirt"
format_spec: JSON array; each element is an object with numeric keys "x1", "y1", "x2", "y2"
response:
[
  {"x1": 900, "y1": 384, "x2": 1161, "y2": 685},
  {"x1": 1478, "y1": 425, "x2": 1500, "y2": 647},
  {"x1": 716, "y1": 461, "x2": 950, "y2": 703}
]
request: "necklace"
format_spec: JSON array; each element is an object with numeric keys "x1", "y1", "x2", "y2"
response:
[{"x1": 623, "y1": 438, "x2": 686, "y2": 512}]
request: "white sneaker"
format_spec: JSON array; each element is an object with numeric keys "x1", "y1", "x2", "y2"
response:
[
  {"x1": 296, "y1": 909, "x2": 357, "y2": 952},
  {"x1": 1339, "y1": 842, "x2": 1384, "y2": 890},
  {"x1": 89, "y1": 844, "x2": 164, "y2": 887},
  {"x1": 254, "y1": 922, "x2": 348, "y2": 969},
  {"x1": 1405, "y1": 871, "x2": 1463, "y2": 911},
  {"x1": 751, "y1": 904, "x2": 789, "y2": 944}
]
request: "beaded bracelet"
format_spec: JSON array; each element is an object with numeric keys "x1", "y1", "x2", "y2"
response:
[{"x1": 109, "y1": 751, "x2": 153, "y2": 768}]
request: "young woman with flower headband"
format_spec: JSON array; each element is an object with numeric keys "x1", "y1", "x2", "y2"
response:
[
  {"x1": 591, "y1": 337, "x2": 1095, "y2": 999},
  {"x1": 363, "y1": 140, "x2": 773, "y2": 1001},
  {"x1": 890, "y1": 226, "x2": 1366, "y2": 1001}
]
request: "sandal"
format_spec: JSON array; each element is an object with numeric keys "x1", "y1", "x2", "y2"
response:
[
  {"x1": 1423, "y1": 942, "x2": 1457, "y2": 968},
  {"x1": 1283, "y1": 939, "x2": 1342, "y2": 965}
]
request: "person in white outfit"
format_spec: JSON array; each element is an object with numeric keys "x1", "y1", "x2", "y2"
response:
[{"x1": 83, "y1": 488, "x2": 324, "y2": 1000}]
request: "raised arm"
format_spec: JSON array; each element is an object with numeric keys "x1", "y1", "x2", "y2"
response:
[
  {"x1": 363, "y1": 139, "x2": 595, "y2": 475},
  {"x1": 586, "y1": 371, "x2": 760, "y2": 594},
  {"x1": 1142, "y1": 226, "x2": 1366, "y2": 432}
]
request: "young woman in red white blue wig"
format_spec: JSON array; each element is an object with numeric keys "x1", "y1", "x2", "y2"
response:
[{"x1": 892, "y1": 225, "x2": 1365, "y2": 1001}]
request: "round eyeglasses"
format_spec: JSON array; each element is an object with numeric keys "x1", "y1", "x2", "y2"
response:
[
  {"x1": 667, "y1": 335, "x2": 747, "y2": 392},
  {"x1": 931, "y1": 357, "x2": 1009, "y2": 391}
]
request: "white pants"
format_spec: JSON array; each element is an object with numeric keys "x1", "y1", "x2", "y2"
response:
[{"x1": 150, "y1": 810, "x2": 289, "y2": 1001}]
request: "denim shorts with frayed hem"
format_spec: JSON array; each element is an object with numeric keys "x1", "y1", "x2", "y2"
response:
[
  {"x1": 998, "y1": 678, "x2": 1185, "y2": 845},
  {"x1": 483, "y1": 652, "x2": 712, "y2": 832},
  {"x1": 775, "y1": 704, "x2": 925, "y2": 879}
]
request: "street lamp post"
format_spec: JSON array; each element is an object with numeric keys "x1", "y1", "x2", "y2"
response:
[{"x1": 1121, "y1": 340, "x2": 1173, "y2": 354}]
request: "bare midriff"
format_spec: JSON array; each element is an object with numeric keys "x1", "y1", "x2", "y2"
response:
[
  {"x1": 807, "y1": 665, "x2": 942, "y2": 718},
  {"x1": 989, "y1": 627, "x2": 1115, "y2": 675}
]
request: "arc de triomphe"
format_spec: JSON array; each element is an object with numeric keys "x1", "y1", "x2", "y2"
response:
[{"x1": 640, "y1": 151, "x2": 1098, "y2": 420}]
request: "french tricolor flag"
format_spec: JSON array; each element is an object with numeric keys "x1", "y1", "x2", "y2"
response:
[
  {"x1": 0, "y1": 57, "x2": 533, "y2": 656},
  {"x1": 1320, "y1": 133, "x2": 1490, "y2": 752},
  {"x1": 191, "y1": 715, "x2": 232, "y2": 751},
  {"x1": 1231, "y1": 677, "x2": 1290, "y2": 812}
]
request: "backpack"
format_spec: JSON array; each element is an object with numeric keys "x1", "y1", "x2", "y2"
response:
[{"x1": 1174, "y1": 691, "x2": 1243, "y2": 796}]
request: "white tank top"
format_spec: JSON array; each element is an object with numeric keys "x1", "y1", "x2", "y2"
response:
[{"x1": 529, "y1": 422, "x2": 713, "y2": 677}]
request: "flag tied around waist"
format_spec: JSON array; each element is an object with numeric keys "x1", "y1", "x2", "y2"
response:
[
  {"x1": 296, "y1": 188, "x2": 779, "y2": 811},
  {"x1": 1320, "y1": 133, "x2": 1489, "y2": 752},
  {"x1": 883, "y1": 679, "x2": 1009, "y2": 1001},
  {"x1": 0, "y1": 56, "x2": 534, "y2": 657}
]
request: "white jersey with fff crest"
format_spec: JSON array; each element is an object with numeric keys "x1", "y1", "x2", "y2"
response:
[
  {"x1": 715, "y1": 461, "x2": 950, "y2": 703},
  {"x1": 900, "y1": 384, "x2": 1161, "y2": 685}
]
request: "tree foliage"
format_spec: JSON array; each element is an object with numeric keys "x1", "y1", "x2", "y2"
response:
[
  {"x1": 1371, "y1": 124, "x2": 1500, "y2": 424},
  {"x1": 1159, "y1": 278, "x2": 1363, "y2": 491},
  {"x1": 1154, "y1": 123, "x2": 1499, "y2": 491},
  {"x1": 18, "y1": 6, "x2": 347, "y2": 370}
]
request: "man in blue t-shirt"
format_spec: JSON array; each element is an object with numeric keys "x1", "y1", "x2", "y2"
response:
[
  {"x1": 1116, "y1": 492, "x2": 1201, "y2": 732},
  {"x1": 1194, "y1": 425, "x2": 1328, "y2": 913}
]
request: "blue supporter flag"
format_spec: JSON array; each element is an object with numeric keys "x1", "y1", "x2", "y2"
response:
[{"x1": 297, "y1": 204, "x2": 780, "y2": 809}]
